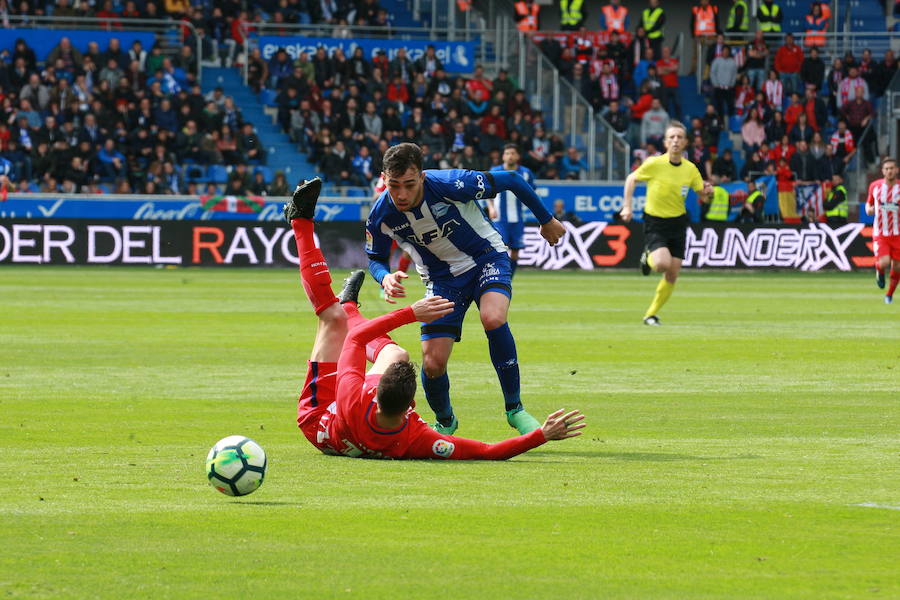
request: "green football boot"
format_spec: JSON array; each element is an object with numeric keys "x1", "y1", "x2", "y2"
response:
[{"x1": 506, "y1": 408, "x2": 541, "y2": 434}]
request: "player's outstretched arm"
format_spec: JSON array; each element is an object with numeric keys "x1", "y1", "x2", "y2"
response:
[
  {"x1": 491, "y1": 170, "x2": 565, "y2": 245},
  {"x1": 411, "y1": 409, "x2": 585, "y2": 460}
]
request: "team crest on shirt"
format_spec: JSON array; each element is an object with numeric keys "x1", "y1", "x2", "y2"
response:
[
  {"x1": 431, "y1": 202, "x2": 451, "y2": 218},
  {"x1": 432, "y1": 439, "x2": 455, "y2": 457},
  {"x1": 365, "y1": 229, "x2": 374, "y2": 251},
  {"x1": 681, "y1": 185, "x2": 689, "y2": 198}
]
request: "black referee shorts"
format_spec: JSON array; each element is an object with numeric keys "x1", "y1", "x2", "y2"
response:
[{"x1": 643, "y1": 213, "x2": 689, "y2": 260}]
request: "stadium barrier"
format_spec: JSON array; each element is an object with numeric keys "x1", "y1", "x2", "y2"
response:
[{"x1": 0, "y1": 218, "x2": 876, "y2": 271}]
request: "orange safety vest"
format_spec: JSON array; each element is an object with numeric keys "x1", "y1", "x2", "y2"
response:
[
  {"x1": 601, "y1": 4, "x2": 628, "y2": 32},
  {"x1": 804, "y1": 14, "x2": 827, "y2": 47},
  {"x1": 514, "y1": 1, "x2": 539, "y2": 31},
  {"x1": 692, "y1": 4, "x2": 717, "y2": 37},
  {"x1": 456, "y1": 0, "x2": 471, "y2": 11}
]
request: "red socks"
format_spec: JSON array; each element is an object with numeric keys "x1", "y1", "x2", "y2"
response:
[
  {"x1": 292, "y1": 219, "x2": 338, "y2": 314},
  {"x1": 888, "y1": 270, "x2": 900, "y2": 299},
  {"x1": 341, "y1": 302, "x2": 396, "y2": 362},
  {"x1": 397, "y1": 253, "x2": 412, "y2": 273}
]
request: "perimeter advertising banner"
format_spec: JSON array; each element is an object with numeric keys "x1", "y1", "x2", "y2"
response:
[
  {"x1": 258, "y1": 35, "x2": 476, "y2": 73},
  {"x1": 0, "y1": 219, "x2": 876, "y2": 270},
  {"x1": 0, "y1": 196, "x2": 362, "y2": 222}
]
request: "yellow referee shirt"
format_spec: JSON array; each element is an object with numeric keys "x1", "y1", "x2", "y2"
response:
[{"x1": 633, "y1": 155, "x2": 705, "y2": 218}]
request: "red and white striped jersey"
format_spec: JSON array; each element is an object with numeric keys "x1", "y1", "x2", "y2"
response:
[{"x1": 867, "y1": 178, "x2": 900, "y2": 237}]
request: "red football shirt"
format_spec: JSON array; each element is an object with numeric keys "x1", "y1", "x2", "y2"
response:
[
  {"x1": 867, "y1": 179, "x2": 900, "y2": 238},
  {"x1": 314, "y1": 307, "x2": 547, "y2": 460}
]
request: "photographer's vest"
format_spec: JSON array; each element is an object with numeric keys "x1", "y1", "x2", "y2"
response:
[
  {"x1": 707, "y1": 186, "x2": 730, "y2": 221},
  {"x1": 642, "y1": 7, "x2": 664, "y2": 39},
  {"x1": 826, "y1": 184, "x2": 848, "y2": 218},
  {"x1": 727, "y1": 0, "x2": 749, "y2": 32},
  {"x1": 560, "y1": 0, "x2": 584, "y2": 27},
  {"x1": 758, "y1": 2, "x2": 782, "y2": 32},
  {"x1": 601, "y1": 4, "x2": 628, "y2": 32},
  {"x1": 515, "y1": 1, "x2": 540, "y2": 31},
  {"x1": 692, "y1": 4, "x2": 717, "y2": 36}
]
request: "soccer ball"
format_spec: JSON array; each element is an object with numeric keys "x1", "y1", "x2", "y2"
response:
[{"x1": 206, "y1": 435, "x2": 267, "y2": 496}]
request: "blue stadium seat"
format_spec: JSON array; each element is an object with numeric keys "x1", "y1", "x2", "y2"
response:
[
  {"x1": 184, "y1": 165, "x2": 208, "y2": 183},
  {"x1": 254, "y1": 166, "x2": 274, "y2": 183},
  {"x1": 259, "y1": 89, "x2": 278, "y2": 107},
  {"x1": 345, "y1": 188, "x2": 367, "y2": 198},
  {"x1": 208, "y1": 164, "x2": 229, "y2": 184}
]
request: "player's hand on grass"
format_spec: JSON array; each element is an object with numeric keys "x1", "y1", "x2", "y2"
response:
[
  {"x1": 381, "y1": 271, "x2": 408, "y2": 304},
  {"x1": 540, "y1": 218, "x2": 566, "y2": 246},
  {"x1": 541, "y1": 409, "x2": 585, "y2": 441},
  {"x1": 411, "y1": 296, "x2": 455, "y2": 323}
]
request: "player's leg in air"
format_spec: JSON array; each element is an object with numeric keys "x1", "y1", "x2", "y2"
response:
[
  {"x1": 640, "y1": 245, "x2": 681, "y2": 326},
  {"x1": 286, "y1": 179, "x2": 405, "y2": 446}
]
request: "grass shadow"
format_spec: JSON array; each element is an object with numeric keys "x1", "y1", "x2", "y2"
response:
[{"x1": 528, "y1": 451, "x2": 763, "y2": 462}]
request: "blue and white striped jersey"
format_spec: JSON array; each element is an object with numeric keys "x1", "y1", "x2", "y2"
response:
[
  {"x1": 366, "y1": 169, "x2": 507, "y2": 282},
  {"x1": 488, "y1": 165, "x2": 535, "y2": 224}
]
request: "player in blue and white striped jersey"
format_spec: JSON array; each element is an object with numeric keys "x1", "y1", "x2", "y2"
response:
[
  {"x1": 487, "y1": 144, "x2": 536, "y2": 278},
  {"x1": 365, "y1": 143, "x2": 565, "y2": 435}
]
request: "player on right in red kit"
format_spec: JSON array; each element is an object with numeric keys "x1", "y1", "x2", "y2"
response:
[
  {"x1": 865, "y1": 157, "x2": 900, "y2": 304},
  {"x1": 285, "y1": 178, "x2": 585, "y2": 459}
]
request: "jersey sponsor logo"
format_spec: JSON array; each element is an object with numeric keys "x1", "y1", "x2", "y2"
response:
[
  {"x1": 408, "y1": 219, "x2": 460, "y2": 246},
  {"x1": 432, "y1": 439, "x2": 455, "y2": 457},
  {"x1": 454, "y1": 179, "x2": 464, "y2": 190},
  {"x1": 431, "y1": 202, "x2": 451, "y2": 218},
  {"x1": 480, "y1": 262, "x2": 501, "y2": 280},
  {"x1": 390, "y1": 223, "x2": 412, "y2": 233},
  {"x1": 475, "y1": 173, "x2": 486, "y2": 200}
]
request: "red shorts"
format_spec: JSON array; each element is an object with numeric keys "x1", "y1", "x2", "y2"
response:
[
  {"x1": 874, "y1": 236, "x2": 900, "y2": 261},
  {"x1": 297, "y1": 361, "x2": 338, "y2": 448}
]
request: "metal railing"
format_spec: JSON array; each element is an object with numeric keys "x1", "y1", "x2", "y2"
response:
[{"x1": 2, "y1": 15, "x2": 202, "y2": 83}]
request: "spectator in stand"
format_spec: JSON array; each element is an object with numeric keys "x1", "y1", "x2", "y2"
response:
[
  {"x1": 757, "y1": 0, "x2": 783, "y2": 40},
  {"x1": 826, "y1": 57, "x2": 845, "y2": 113},
  {"x1": 872, "y1": 50, "x2": 897, "y2": 98},
  {"x1": 837, "y1": 66, "x2": 869, "y2": 109},
  {"x1": 711, "y1": 148, "x2": 737, "y2": 182},
  {"x1": 774, "y1": 33, "x2": 803, "y2": 97},
  {"x1": 701, "y1": 103, "x2": 724, "y2": 147},
  {"x1": 560, "y1": 147, "x2": 588, "y2": 179},
  {"x1": 600, "y1": 0, "x2": 630, "y2": 33},
  {"x1": 784, "y1": 92, "x2": 804, "y2": 129},
  {"x1": 744, "y1": 31, "x2": 769, "y2": 91},
  {"x1": 803, "y1": 86, "x2": 827, "y2": 132},
  {"x1": 770, "y1": 134, "x2": 795, "y2": 164},
  {"x1": 800, "y1": 46, "x2": 825, "y2": 91},
  {"x1": 775, "y1": 157, "x2": 795, "y2": 218},
  {"x1": 789, "y1": 112, "x2": 814, "y2": 145},
  {"x1": 710, "y1": 46, "x2": 737, "y2": 118},
  {"x1": 841, "y1": 94, "x2": 875, "y2": 165},
  {"x1": 734, "y1": 74, "x2": 753, "y2": 118},
  {"x1": 603, "y1": 99, "x2": 629, "y2": 135},
  {"x1": 803, "y1": 3, "x2": 828, "y2": 48},
  {"x1": 656, "y1": 45, "x2": 680, "y2": 119},
  {"x1": 741, "y1": 148, "x2": 770, "y2": 180},
  {"x1": 741, "y1": 106, "x2": 766, "y2": 154},
  {"x1": 640, "y1": 97, "x2": 669, "y2": 148},
  {"x1": 553, "y1": 198, "x2": 583, "y2": 225},
  {"x1": 763, "y1": 69, "x2": 784, "y2": 110},
  {"x1": 790, "y1": 139, "x2": 818, "y2": 185},
  {"x1": 765, "y1": 110, "x2": 787, "y2": 144}
]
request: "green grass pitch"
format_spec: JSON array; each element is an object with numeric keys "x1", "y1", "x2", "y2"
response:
[{"x1": 1, "y1": 267, "x2": 898, "y2": 599}]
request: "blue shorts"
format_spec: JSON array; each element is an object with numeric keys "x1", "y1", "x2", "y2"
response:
[
  {"x1": 420, "y1": 253, "x2": 512, "y2": 342},
  {"x1": 493, "y1": 220, "x2": 525, "y2": 250}
]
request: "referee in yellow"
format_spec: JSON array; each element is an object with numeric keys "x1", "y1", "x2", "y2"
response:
[{"x1": 621, "y1": 121, "x2": 712, "y2": 325}]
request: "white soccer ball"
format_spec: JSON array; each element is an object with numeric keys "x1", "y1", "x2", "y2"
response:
[{"x1": 206, "y1": 435, "x2": 267, "y2": 496}]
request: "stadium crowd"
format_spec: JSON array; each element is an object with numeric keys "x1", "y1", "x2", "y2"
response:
[
  {"x1": 525, "y1": 0, "x2": 898, "y2": 219},
  {"x1": 0, "y1": 0, "x2": 591, "y2": 196}
]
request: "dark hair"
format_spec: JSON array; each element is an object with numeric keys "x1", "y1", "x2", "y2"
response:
[
  {"x1": 382, "y1": 142, "x2": 423, "y2": 177},
  {"x1": 503, "y1": 143, "x2": 520, "y2": 153},
  {"x1": 883, "y1": 157, "x2": 898, "y2": 168},
  {"x1": 376, "y1": 361, "x2": 417, "y2": 416}
]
